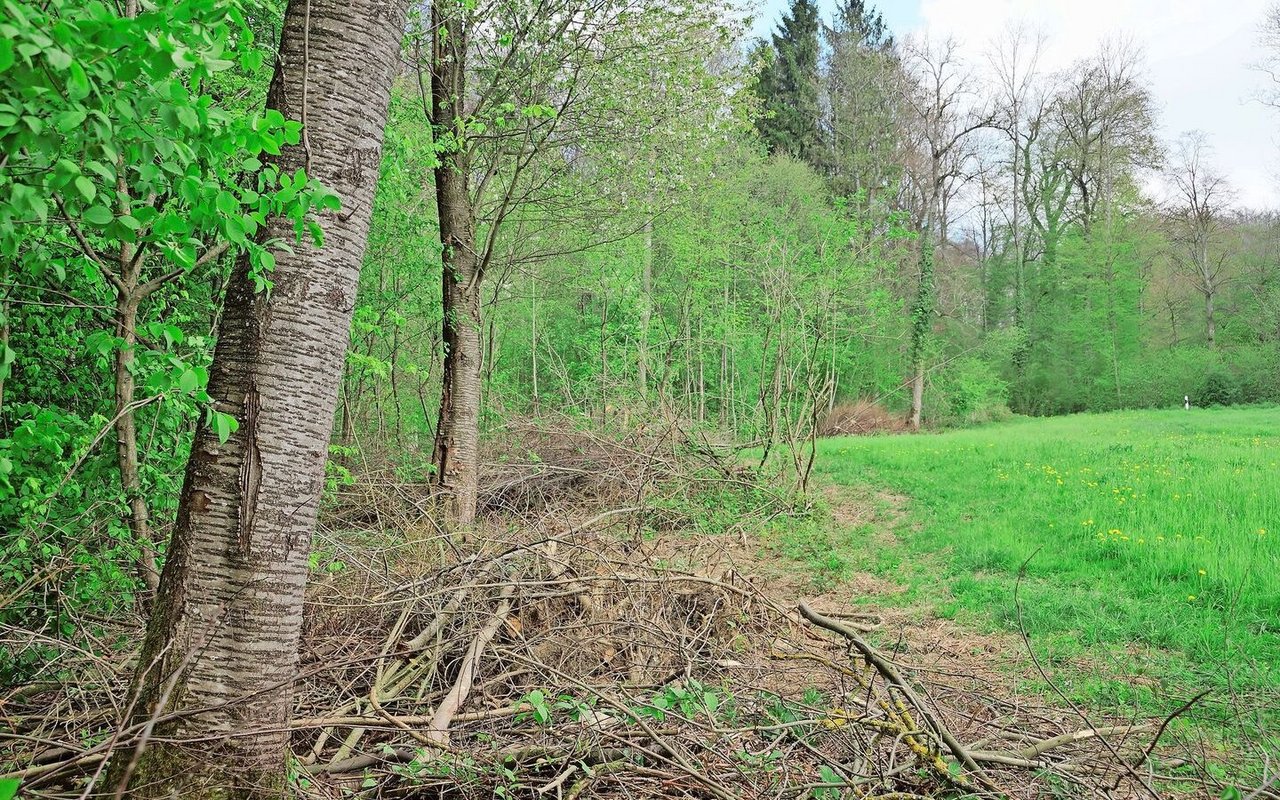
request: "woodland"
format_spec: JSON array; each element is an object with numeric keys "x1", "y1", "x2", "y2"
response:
[{"x1": 2, "y1": 0, "x2": 1280, "y2": 797}]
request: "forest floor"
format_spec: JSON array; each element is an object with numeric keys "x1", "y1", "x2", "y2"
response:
[
  {"x1": 11, "y1": 415, "x2": 1277, "y2": 798},
  {"x1": 770, "y1": 407, "x2": 1280, "y2": 791}
]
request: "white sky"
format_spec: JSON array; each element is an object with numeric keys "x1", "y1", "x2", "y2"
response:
[{"x1": 752, "y1": 0, "x2": 1280, "y2": 209}]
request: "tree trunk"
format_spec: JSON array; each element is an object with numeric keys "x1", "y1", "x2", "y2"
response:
[
  {"x1": 110, "y1": 1, "x2": 404, "y2": 794},
  {"x1": 113, "y1": 292, "x2": 160, "y2": 595},
  {"x1": 907, "y1": 227, "x2": 935, "y2": 432},
  {"x1": 530, "y1": 271, "x2": 540, "y2": 414},
  {"x1": 1205, "y1": 290, "x2": 1216, "y2": 347},
  {"x1": 638, "y1": 217, "x2": 653, "y2": 397},
  {"x1": 431, "y1": 7, "x2": 483, "y2": 526},
  {"x1": 0, "y1": 293, "x2": 8, "y2": 417}
]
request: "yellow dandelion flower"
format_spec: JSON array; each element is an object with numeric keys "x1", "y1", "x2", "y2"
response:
[
  {"x1": 1198, "y1": 570, "x2": 1206, "y2": 576},
  {"x1": 1188, "y1": 594, "x2": 1197, "y2": 601}
]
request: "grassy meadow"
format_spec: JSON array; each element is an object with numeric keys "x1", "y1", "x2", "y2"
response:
[{"x1": 807, "y1": 406, "x2": 1280, "y2": 753}]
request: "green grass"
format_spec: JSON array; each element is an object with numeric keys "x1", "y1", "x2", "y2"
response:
[{"x1": 808, "y1": 406, "x2": 1280, "y2": 757}]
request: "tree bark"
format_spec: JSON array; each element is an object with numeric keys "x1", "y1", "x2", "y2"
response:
[
  {"x1": 113, "y1": 292, "x2": 160, "y2": 595},
  {"x1": 430, "y1": 5, "x2": 483, "y2": 525},
  {"x1": 907, "y1": 223, "x2": 935, "y2": 432},
  {"x1": 1204, "y1": 290, "x2": 1216, "y2": 347},
  {"x1": 638, "y1": 217, "x2": 653, "y2": 397},
  {"x1": 530, "y1": 271, "x2": 540, "y2": 413},
  {"x1": 0, "y1": 292, "x2": 9, "y2": 417},
  {"x1": 110, "y1": 1, "x2": 404, "y2": 795}
]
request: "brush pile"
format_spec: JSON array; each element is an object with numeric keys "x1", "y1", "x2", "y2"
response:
[{"x1": 3, "y1": 420, "x2": 1207, "y2": 798}]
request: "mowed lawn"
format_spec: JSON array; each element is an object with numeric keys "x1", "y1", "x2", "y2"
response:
[{"x1": 814, "y1": 407, "x2": 1280, "y2": 749}]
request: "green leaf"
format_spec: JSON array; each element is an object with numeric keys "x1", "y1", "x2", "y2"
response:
[
  {"x1": 212, "y1": 411, "x2": 238, "y2": 444},
  {"x1": 224, "y1": 214, "x2": 246, "y2": 245},
  {"x1": 0, "y1": 39, "x2": 14, "y2": 73},
  {"x1": 240, "y1": 49, "x2": 263, "y2": 72},
  {"x1": 82, "y1": 205, "x2": 113, "y2": 226},
  {"x1": 178, "y1": 368, "x2": 198, "y2": 393},
  {"x1": 74, "y1": 176, "x2": 95, "y2": 202},
  {"x1": 215, "y1": 190, "x2": 238, "y2": 216},
  {"x1": 54, "y1": 108, "x2": 86, "y2": 131},
  {"x1": 44, "y1": 48, "x2": 72, "y2": 70},
  {"x1": 66, "y1": 61, "x2": 90, "y2": 100},
  {"x1": 171, "y1": 48, "x2": 197, "y2": 70}
]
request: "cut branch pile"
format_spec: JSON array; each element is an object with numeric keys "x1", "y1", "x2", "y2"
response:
[
  {"x1": 2, "y1": 421, "x2": 1223, "y2": 798},
  {"x1": 286, "y1": 520, "x2": 1197, "y2": 800}
]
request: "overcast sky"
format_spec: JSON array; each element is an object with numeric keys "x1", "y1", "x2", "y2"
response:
[{"x1": 750, "y1": 0, "x2": 1280, "y2": 209}]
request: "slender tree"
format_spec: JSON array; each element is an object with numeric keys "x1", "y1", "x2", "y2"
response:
[
  {"x1": 1167, "y1": 131, "x2": 1233, "y2": 347},
  {"x1": 110, "y1": 0, "x2": 406, "y2": 794},
  {"x1": 429, "y1": 0, "x2": 483, "y2": 525},
  {"x1": 423, "y1": 0, "x2": 739, "y2": 524},
  {"x1": 901, "y1": 36, "x2": 989, "y2": 430},
  {"x1": 1257, "y1": 3, "x2": 1280, "y2": 109}
]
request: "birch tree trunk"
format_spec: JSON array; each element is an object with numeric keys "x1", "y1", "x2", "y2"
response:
[
  {"x1": 430, "y1": 7, "x2": 483, "y2": 526},
  {"x1": 111, "y1": 1, "x2": 404, "y2": 794}
]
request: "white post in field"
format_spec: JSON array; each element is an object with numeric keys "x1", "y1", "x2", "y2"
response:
[{"x1": 1184, "y1": 395, "x2": 1190, "y2": 410}]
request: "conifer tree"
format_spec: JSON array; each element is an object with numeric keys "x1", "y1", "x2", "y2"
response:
[
  {"x1": 834, "y1": 0, "x2": 892, "y2": 50},
  {"x1": 755, "y1": 0, "x2": 822, "y2": 161}
]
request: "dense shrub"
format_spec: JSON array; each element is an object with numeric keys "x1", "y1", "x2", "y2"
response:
[
  {"x1": 1197, "y1": 368, "x2": 1242, "y2": 407},
  {"x1": 929, "y1": 356, "x2": 1010, "y2": 425}
]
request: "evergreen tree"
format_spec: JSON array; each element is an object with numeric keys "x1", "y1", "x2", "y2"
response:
[
  {"x1": 755, "y1": 0, "x2": 822, "y2": 161},
  {"x1": 834, "y1": 0, "x2": 892, "y2": 50},
  {"x1": 822, "y1": 0, "x2": 901, "y2": 198}
]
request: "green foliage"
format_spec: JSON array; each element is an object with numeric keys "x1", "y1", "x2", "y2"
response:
[
  {"x1": 929, "y1": 355, "x2": 1009, "y2": 425},
  {"x1": 0, "y1": 0, "x2": 333, "y2": 673},
  {"x1": 1197, "y1": 368, "x2": 1241, "y2": 407}
]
